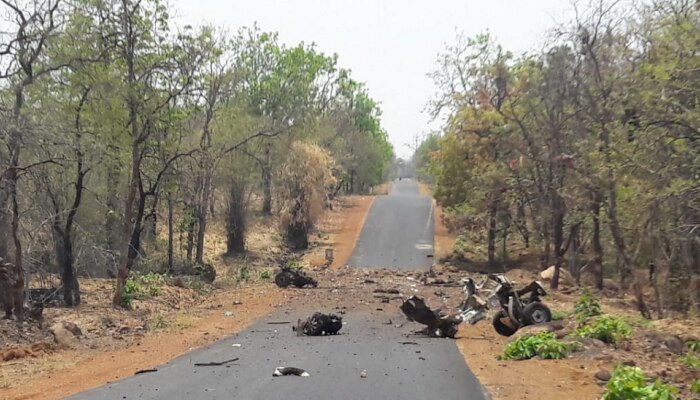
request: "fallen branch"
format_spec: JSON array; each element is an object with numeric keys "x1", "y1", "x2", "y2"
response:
[{"x1": 194, "y1": 357, "x2": 239, "y2": 366}]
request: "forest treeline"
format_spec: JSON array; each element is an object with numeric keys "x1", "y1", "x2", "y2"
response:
[
  {"x1": 415, "y1": 0, "x2": 700, "y2": 318},
  {"x1": 0, "y1": 0, "x2": 392, "y2": 316}
]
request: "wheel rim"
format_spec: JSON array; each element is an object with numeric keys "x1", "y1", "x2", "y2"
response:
[{"x1": 531, "y1": 309, "x2": 547, "y2": 323}]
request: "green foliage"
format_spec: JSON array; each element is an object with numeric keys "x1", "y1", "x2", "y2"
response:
[
  {"x1": 236, "y1": 264, "x2": 250, "y2": 283},
  {"x1": 602, "y1": 365, "x2": 677, "y2": 400},
  {"x1": 500, "y1": 332, "x2": 574, "y2": 360},
  {"x1": 576, "y1": 315, "x2": 632, "y2": 345},
  {"x1": 117, "y1": 272, "x2": 167, "y2": 308},
  {"x1": 260, "y1": 269, "x2": 271, "y2": 280},
  {"x1": 551, "y1": 310, "x2": 570, "y2": 321},
  {"x1": 678, "y1": 353, "x2": 700, "y2": 370},
  {"x1": 687, "y1": 341, "x2": 700, "y2": 352},
  {"x1": 573, "y1": 291, "x2": 602, "y2": 325},
  {"x1": 691, "y1": 380, "x2": 700, "y2": 394}
]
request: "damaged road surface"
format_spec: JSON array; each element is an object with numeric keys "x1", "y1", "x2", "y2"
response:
[
  {"x1": 69, "y1": 180, "x2": 486, "y2": 400},
  {"x1": 67, "y1": 307, "x2": 487, "y2": 400}
]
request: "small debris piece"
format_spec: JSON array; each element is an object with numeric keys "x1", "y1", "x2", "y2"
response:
[
  {"x1": 374, "y1": 288, "x2": 400, "y2": 294},
  {"x1": 267, "y1": 321, "x2": 291, "y2": 325},
  {"x1": 232, "y1": 300, "x2": 243, "y2": 305},
  {"x1": 224, "y1": 311, "x2": 234, "y2": 317},
  {"x1": 595, "y1": 370, "x2": 611, "y2": 382},
  {"x1": 360, "y1": 370, "x2": 368, "y2": 378},
  {"x1": 273, "y1": 366, "x2": 310, "y2": 377},
  {"x1": 294, "y1": 312, "x2": 343, "y2": 336},
  {"x1": 400, "y1": 341, "x2": 419, "y2": 345},
  {"x1": 194, "y1": 357, "x2": 239, "y2": 366},
  {"x1": 134, "y1": 369, "x2": 158, "y2": 375},
  {"x1": 363, "y1": 279, "x2": 376, "y2": 284},
  {"x1": 231, "y1": 344, "x2": 242, "y2": 347}
]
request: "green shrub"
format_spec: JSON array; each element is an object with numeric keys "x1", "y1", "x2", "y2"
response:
[
  {"x1": 573, "y1": 290, "x2": 602, "y2": 325},
  {"x1": 117, "y1": 273, "x2": 167, "y2": 308},
  {"x1": 500, "y1": 332, "x2": 574, "y2": 360},
  {"x1": 687, "y1": 341, "x2": 700, "y2": 352},
  {"x1": 602, "y1": 365, "x2": 677, "y2": 400},
  {"x1": 551, "y1": 310, "x2": 570, "y2": 321},
  {"x1": 678, "y1": 353, "x2": 700, "y2": 370},
  {"x1": 691, "y1": 379, "x2": 700, "y2": 394},
  {"x1": 576, "y1": 315, "x2": 631, "y2": 345},
  {"x1": 260, "y1": 269, "x2": 271, "y2": 280},
  {"x1": 237, "y1": 264, "x2": 250, "y2": 282}
]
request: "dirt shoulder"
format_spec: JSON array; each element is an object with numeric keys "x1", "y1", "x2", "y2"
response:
[{"x1": 1, "y1": 195, "x2": 372, "y2": 400}]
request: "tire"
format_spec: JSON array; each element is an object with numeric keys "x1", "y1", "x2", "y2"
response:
[
  {"x1": 492, "y1": 310, "x2": 519, "y2": 337},
  {"x1": 522, "y1": 302, "x2": 552, "y2": 325},
  {"x1": 274, "y1": 272, "x2": 293, "y2": 288}
]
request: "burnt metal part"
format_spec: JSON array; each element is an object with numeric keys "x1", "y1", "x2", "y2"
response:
[
  {"x1": 400, "y1": 296, "x2": 461, "y2": 338},
  {"x1": 274, "y1": 266, "x2": 318, "y2": 288},
  {"x1": 294, "y1": 312, "x2": 343, "y2": 336}
]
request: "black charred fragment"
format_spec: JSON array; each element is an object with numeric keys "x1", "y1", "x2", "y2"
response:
[
  {"x1": 400, "y1": 296, "x2": 461, "y2": 338},
  {"x1": 294, "y1": 312, "x2": 343, "y2": 336}
]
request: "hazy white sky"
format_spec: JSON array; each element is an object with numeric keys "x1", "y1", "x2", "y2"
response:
[{"x1": 174, "y1": 0, "x2": 575, "y2": 158}]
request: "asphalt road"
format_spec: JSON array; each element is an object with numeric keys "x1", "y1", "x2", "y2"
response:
[
  {"x1": 348, "y1": 179, "x2": 435, "y2": 270},
  {"x1": 67, "y1": 179, "x2": 487, "y2": 400},
  {"x1": 68, "y1": 303, "x2": 487, "y2": 400}
]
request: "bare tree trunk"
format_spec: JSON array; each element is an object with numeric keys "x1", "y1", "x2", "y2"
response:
[
  {"x1": 550, "y1": 192, "x2": 565, "y2": 290},
  {"x1": 262, "y1": 144, "x2": 272, "y2": 215},
  {"x1": 195, "y1": 166, "x2": 212, "y2": 265},
  {"x1": 113, "y1": 143, "x2": 141, "y2": 306},
  {"x1": 591, "y1": 194, "x2": 604, "y2": 290},
  {"x1": 167, "y1": 194, "x2": 174, "y2": 273},
  {"x1": 487, "y1": 199, "x2": 498, "y2": 269}
]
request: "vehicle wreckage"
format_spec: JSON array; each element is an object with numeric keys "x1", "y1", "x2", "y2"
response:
[
  {"x1": 274, "y1": 265, "x2": 318, "y2": 288},
  {"x1": 459, "y1": 273, "x2": 552, "y2": 336},
  {"x1": 400, "y1": 274, "x2": 552, "y2": 338}
]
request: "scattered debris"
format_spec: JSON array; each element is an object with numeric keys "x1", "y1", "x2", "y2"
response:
[
  {"x1": 273, "y1": 366, "x2": 309, "y2": 377},
  {"x1": 400, "y1": 296, "x2": 461, "y2": 338},
  {"x1": 274, "y1": 265, "x2": 318, "y2": 288},
  {"x1": 458, "y1": 274, "x2": 552, "y2": 336},
  {"x1": 134, "y1": 369, "x2": 158, "y2": 375},
  {"x1": 294, "y1": 312, "x2": 343, "y2": 336},
  {"x1": 194, "y1": 357, "x2": 239, "y2": 366},
  {"x1": 373, "y1": 288, "x2": 400, "y2": 294}
]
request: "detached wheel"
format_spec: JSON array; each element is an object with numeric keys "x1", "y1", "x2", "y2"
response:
[
  {"x1": 522, "y1": 302, "x2": 552, "y2": 325},
  {"x1": 492, "y1": 310, "x2": 519, "y2": 337},
  {"x1": 274, "y1": 272, "x2": 293, "y2": 288}
]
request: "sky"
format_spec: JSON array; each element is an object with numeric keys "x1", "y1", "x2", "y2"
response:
[{"x1": 174, "y1": 0, "x2": 575, "y2": 159}]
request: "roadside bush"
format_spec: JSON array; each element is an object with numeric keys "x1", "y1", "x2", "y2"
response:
[
  {"x1": 573, "y1": 290, "x2": 602, "y2": 325},
  {"x1": 691, "y1": 379, "x2": 700, "y2": 394},
  {"x1": 500, "y1": 332, "x2": 576, "y2": 360},
  {"x1": 260, "y1": 269, "x2": 271, "y2": 280},
  {"x1": 602, "y1": 365, "x2": 677, "y2": 400},
  {"x1": 278, "y1": 142, "x2": 337, "y2": 250},
  {"x1": 116, "y1": 272, "x2": 167, "y2": 308},
  {"x1": 576, "y1": 315, "x2": 631, "y2": 345},
  {"x1": 678, "y1": 353, "x2": 700, "y2": 370},
  {"x1": 551, "y1": 309, "x2": 570, "y2": 321}
]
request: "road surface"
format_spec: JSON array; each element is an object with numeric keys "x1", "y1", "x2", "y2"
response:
[
  {"x1": 348, "y1": 179, "x2": 435, "y2": 270},
  {"x1": 67, "y1": 179, "x2": 487, "y2": 400}
]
